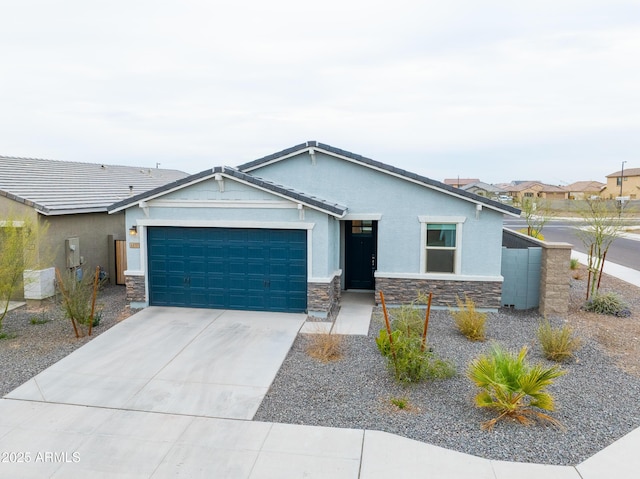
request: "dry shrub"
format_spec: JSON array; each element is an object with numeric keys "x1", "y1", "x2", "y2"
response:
[
  {"x1": 537, "y1": 318, "x2": 582, "y2": 362},
  {"x1": 450, "y1": 295, "x2": 487, "y2": 341},
  {"x1": 306, "y1": 330, "x2": 344, "y2": 363}
]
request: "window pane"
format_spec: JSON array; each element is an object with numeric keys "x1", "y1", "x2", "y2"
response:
[
  {"x1": 426, "y1": 224, "x2": 456, "y2": 247},
  {"x1": 352, "y1": 220, "x2": 373, "y2": 234},
  {"x1": 426, "y1": 249, "x2": 454, "y2": 273}
]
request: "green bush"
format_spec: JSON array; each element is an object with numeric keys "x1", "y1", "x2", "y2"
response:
[
  {"x1": 569, "y1": 258, "x2": 580, "y2": 270},
  {"x1": 450, "y1": 295, "x2": 487, "y2": 341},
  {"x1": 376, "y1": 328, "x2": 455, "y2": 383},
  {"x1": 584, "y1": 292, "x2": 631, "y2": 317},
  {"x1": 537, "y1": 318, "x2": 581, "y2": 362},
  {"x1": 468, "y1": 344, "x2": 565, "y2": 430}
]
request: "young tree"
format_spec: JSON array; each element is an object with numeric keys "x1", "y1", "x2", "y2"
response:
[
  {"x1": 0, "y1": 215, "x2": 49, "y2": 334},
  {"x1": 520, "y1": 197, "x2": 553, "y2": 239},
  {"x1": 575, "y1": 199, "x2": 628, "y2": 299}
]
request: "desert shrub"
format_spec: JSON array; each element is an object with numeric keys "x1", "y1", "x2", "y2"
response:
[
  {"x1": 376, "y1": 329, "x2": 455, "y2": 383},
  {"x1": 569, "y1": 258, "x2": 580, "y2": 270},
  {"x1": 57, "y1": 268, "x2": 105, "y2": 335},
  {"x1": 467, "y1": 344, "x2": 565, "y2": 430},
  {"x1": 537, "y1": 318, "x2": 581, "y2": 362},
  {"x1": 305, "y1": 331, "x2": 343, "y2": 363},
  {"x1": 584, "y1": 292, "x2": 631, "y2": 317},
  {"x1": 450, "y1": 295, "x2": 487, "y2": 341},
  {"x1": 390, "y1": 303, "x2": 424, "y2": 337}
]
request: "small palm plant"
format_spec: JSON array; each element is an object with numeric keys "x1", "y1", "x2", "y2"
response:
[{"x1": 467, "y1": 344, "x2": 565, "y2": 430}]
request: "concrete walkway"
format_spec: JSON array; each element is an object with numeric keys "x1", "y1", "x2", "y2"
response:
[{"x1": 2, "y1": 267, "x2": 640, "y2": 477}]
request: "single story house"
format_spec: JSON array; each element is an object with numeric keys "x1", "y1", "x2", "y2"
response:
[
  {"x1": 109, "y1": 142, "x2": 521, "y2": 317},
  {"x1": 565, "y1": 181, "x2": 606, "y2": 200},
  {"x1": 505, "y1": 181, "x2": 568, "y2": 202},
  {"x1": 460, "y1": 182, "x2": 506, "y2": 198},
  {"x1": 0, "y1": 156, "x2": 187, "y2": 298}
]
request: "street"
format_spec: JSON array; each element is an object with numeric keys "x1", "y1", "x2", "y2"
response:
[{"x1": 503, "y1": 218, "x2": 640, "y2": 271}]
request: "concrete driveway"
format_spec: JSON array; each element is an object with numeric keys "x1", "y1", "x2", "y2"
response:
[{"x1": 7, "y1": 307, "x2": 306, "y2": 420}]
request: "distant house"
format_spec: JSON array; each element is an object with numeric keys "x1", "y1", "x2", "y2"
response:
[
  {"x1": 505, "y1": 181, "x2": 568, "y2": 202},
  {"x1": 0, "y1": 156, "x2": 188, "y2": 296},
  {"x1": 565, "y1": 181, "x2": 606, "y2": 200},
  {"x1": 443, "y1": 178, "x2": 480, "y2": 188},
  {"x1": 603, "y1": 167, "x2": 640, "y2": 199},
  {"x1": 460, "y1": 182, "x2": 505, "y2": 198},
  {"x1": 110, "y1": 142, "x2": 521, "y2": 316}
]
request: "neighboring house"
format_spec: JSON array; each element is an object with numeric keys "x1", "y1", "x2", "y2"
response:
[
  {"x1": 460, "y1": 182, "x2": 506, "y2": 198},
  {"x1": 443, "y1": 178, "x2": 479, "y2": 188},
  {"x1": 505, "y1": 181, "x2": 568, "y2": 202},
  {"x1": 565, "y1": 181, "x2": 606, "y2": 200},
  {"x1": 0, "y1": 156, "x2": 188, "y2": 296},
  {"x1": 110, "y1": 142, "x2": 521, "y2": 318},
  {"x1": 603, "y1": 167, "x2": 640, "y2": 199}
]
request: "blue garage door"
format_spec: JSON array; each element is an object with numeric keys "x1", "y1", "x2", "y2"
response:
[{"x1": 148, "y1": 227, "x2": 307, "y2": 312}]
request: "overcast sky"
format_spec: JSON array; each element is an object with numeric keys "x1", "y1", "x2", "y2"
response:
[{"x1": 1, "y1": 1, "x2": 639, "y2": 185}]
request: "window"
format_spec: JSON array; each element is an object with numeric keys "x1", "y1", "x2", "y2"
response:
[
  {"x1": 425, "y1": 223, "x2": 457, "y2": 273},
  {"x1": 419, "y1": 216, "x2": 464, "y2": 274},
  {"x1": 351, "y1": 220, "x2": 373, "y2": 234}
]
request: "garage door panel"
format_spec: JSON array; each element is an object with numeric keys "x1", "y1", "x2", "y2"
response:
[{"x1": 147, "y1": 227, "x2": 307, "y2": 312}]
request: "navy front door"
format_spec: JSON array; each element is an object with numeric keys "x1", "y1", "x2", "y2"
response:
[
  {"x1": 147, "y1": 227, "x2": 307, "y2": 312},
  {"x1": 345, "y1": 220, "x2": 377, "y2": 290}
]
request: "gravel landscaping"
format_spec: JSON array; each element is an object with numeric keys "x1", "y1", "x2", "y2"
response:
[
  {"x1": 2, "y1": 270, "x2": 639, "y2": 466},
  {"x1": 255, "y1": 272, "x2": 640, "y2": 466},
  {"x1": 0, "y1": 285, "x2": 131, "y2": 396}
]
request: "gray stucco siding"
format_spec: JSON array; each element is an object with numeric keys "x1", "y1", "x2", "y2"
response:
[{"x1": 243, "y1": 151, "x2": 505, "y2": 277}]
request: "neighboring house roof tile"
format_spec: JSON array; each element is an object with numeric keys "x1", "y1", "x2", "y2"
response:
[
  {"x1": 460, "y1": 182, "x2": 505, "y2": 194},
  {"x1": 238, "y1": 141, "x2": 521, "y2": 216},
  {"x1": 565, "y1": 181, "x2": 606, "y2": 192},
  {"x1": 0, "y1": 156, "x2": 189, "y2": 215},
  {"x1": 607, "y1": 167, "x2": 640, "y2": 177},
  {"x1": 507, "y1": 181, "x2": 566, "y2": 193},
  {"x1": 108, "y1": 166, "x2": 348, "y2": 217},
  {"x1": 443, "y1": 178, "x2": 480, "y2": 187}
]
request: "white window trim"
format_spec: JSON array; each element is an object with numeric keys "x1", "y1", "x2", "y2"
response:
[{"x1": 418, "y1": 216, "x2": 466, "y2": 274}]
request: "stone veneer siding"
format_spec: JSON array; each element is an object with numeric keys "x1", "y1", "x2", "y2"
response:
[
  {"x1": 376, "y1": 277, "x2": 502, "y2": 309},
  {"x1": 125, "y1": 275, "x2": 146, "y2": 303},
  {"x1": 307, "y1": 274, "x2": 342, "y2": 320}
]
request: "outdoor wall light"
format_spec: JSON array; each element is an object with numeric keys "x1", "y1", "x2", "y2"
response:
[{"x1": 129, "y1": 225, "x2": 138, "y2": 236}]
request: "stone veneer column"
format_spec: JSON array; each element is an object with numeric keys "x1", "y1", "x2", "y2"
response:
[
  {"x1": 307, "y1": 273, "x2": 341, "y2": 320},
  {"x1": 538, "y1": 243, "x2": 572, "y2": 317},
  {"x1": 125, "y1": 274, "x2": 145, "y2": 303}
]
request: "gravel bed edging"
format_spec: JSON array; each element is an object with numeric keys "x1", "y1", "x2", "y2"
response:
[{"x1": 255, "y1": 306, "x2": 640, "y2": 466}]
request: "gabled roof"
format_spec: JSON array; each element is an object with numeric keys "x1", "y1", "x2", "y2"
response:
[
  {"x1": 0, "y1": 156, "x2": 188, "y2": 215},
  {"x1": 460, "y1": 182, "x2": 505, "y2": 194},
  {"x1": 507, "y1": 181, "x2": 566, "y2": 193},
  {"x1": 238, "y1": 141, "x2": 521, "y2": 216},
  {"x1": 108, "y1": 166, "x2": 348, "y2": 217},
  {"x1": 565, "y1": 181, "x2": 606, "y2": 192},
  {"x1": 607, "y1": 167, "x2": 640, "y2": 178},
  {"x1": 443, "y1": 178, "x2": 480, "y2": 187}
]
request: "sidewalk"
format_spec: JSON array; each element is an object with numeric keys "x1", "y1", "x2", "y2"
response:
[{"x1": 572, "y1": 250, "x2": 640, "y2": 288}]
